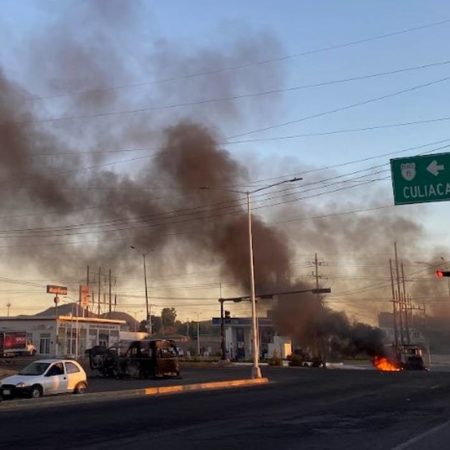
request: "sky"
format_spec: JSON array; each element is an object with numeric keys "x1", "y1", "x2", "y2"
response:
[{"x1": 1, "y1": 0, "x2": 450, "y2": 324}]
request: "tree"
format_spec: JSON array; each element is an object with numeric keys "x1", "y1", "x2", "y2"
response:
[
  {"x1": 138, "y1": 320, "x2": 147, "y2": 332},
  {"x1": 150, "y1": 315, "x2": 162, "y2": 333},
  {"x1": 161, "y1": 307, "x2": 177, "y2": 328}
]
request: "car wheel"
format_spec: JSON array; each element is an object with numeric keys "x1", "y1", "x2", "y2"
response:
[
  {"x1": 74, "y1": 382, "x2": 87, "y2": 394},
  {"x1": 30, "y1": 385, "x2": 43, "y2": 398}
]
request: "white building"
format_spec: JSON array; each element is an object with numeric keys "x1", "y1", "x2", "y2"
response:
[
  {"x1": 212, "y1": 317, "x2": 276, "y2": 360},
  {"x1": 378, "y1": 312, "x2": 427, "y2": 345},
  {"x1": 0, "y1": 315, "x2": 126, "y2": 358}
]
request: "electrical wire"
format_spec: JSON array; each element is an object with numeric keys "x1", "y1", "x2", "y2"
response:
[
  {"x1": 25, "y1": 17, "x2": 450, "y2": 102},
  {"x1": 20, "y1": 59, "x2": 450, "y2": 125},
  {"x1": 227, "y1": 75, "x2": 450, "y2": 139}
]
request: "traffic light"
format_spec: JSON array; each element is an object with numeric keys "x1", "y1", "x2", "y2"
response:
[
  {"x1": 436, "y1": 270, "x2": 450, "y2": 278},
  {"x1": 224, "y1": 310, "x2": 231, "y2": 318}
]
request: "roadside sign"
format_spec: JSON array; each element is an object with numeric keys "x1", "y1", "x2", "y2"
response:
[
  {"x1": 79, "y1": 285, "x2": 90, "y2": 307},
  {"x1": 390, "y1": 152, "x2": 450, "y2": 205},
  {"x1": 46, "y1": 285, "x2": 67, "y2": 295}
]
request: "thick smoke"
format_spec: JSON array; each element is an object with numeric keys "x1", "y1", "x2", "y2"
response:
[
  {"x1": 152, "y1": 122, "x2": 292, "y2": 292},
  {"x1": 273, "y1": 291, "x2": 385, "y2": 358},
  {"x1": 0, "y1": 1, "x2": 286, "y2": 278},
  {"x1": 0, "y1": 1, "x2": 435, "y2": 354}
]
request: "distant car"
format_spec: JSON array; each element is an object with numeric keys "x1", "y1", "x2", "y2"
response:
[{"x1": 0, "y1": 359, "x2": 88, "y2": 399}]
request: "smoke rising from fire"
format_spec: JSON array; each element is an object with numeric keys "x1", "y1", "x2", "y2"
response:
[{"x1": 0, "y1": 1, "x2": 442, "y2": 353}]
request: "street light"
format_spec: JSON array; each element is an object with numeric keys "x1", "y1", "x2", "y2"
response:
[
  {"x1": 201, "y1": 176, "x2": 302, "y2": 378},
  {"x1": 130, "y1": 246, "x2": 152, "y2": 335}
]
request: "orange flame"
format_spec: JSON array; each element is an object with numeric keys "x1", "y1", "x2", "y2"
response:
[{"x1": 373, "y1": 356, "x2": 401, "y2": 372}]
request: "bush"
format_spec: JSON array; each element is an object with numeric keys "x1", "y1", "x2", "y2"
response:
[{"x1": 268, "y1": 350, "x2": 283, "y2": 366}]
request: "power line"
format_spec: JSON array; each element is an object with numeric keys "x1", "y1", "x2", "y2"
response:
[
  {"x1": 10, "y1": 134, "x2": 450, "y2": 227},
  {"x1": 25, "y1": 17, "x2": 450, "y2": 102},
  {"x1": 26, "y1": 115, "x2": 450, "y2": 159},
  {"x1": 0, "y1": 167, "x2": 387, "y2": 238},
  {"x1": 21, "y1": 59, "x2": 450, "y2": 125},
  {"x1": 227, "y1": 116, "x2": 450, "y2": 145},
  {"x1": 0, "y1": 173, "x2": 409, "y2": 247},
  {"x1": 227, "y1": 137, "x2": 450, "y2": 187},
  {"x1": 0, "y1": 137, "x2": 448, "y2": 243},
  {"x1": 227, "y1": 76, "x2": 450, "y2": 139},
  {"x1": 11, "y1": 75, "x2": 448, "y2": 192}
]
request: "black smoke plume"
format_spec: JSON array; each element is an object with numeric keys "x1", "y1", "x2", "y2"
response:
[{"x1": 0, "y1": 1, "x2": 434, "y2": 355}]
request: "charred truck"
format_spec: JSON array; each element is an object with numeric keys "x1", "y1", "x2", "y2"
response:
[
  {"x1": 86, "y1": 339, "x2": 180, "y2": 379},
  {"x1": 373, "y1": 344, "x2": 427, "y2": 371}
]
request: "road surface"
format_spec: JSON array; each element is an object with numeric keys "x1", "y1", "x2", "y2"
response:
[{"x1": 1, "y1": 367, "x2": 450, "y2": 449}]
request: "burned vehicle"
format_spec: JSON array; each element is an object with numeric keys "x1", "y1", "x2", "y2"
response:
[
  {"x1": 86, "y1": 339, "x2": 180, "y2": 379},
  {"x1": 373, "y1": 344, "x2": 427, "y2": 372},
  {"x1": 395, "y1": 344, "x2": 427, "y2": 370}
]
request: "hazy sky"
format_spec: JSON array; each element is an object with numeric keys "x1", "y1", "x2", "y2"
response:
[{"x1": 1, "y1": 1, "x2": 450, "y2": 323}]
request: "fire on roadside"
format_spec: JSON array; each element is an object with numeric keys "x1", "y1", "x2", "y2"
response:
[{"x1": 373, "y1": 356, "x2": 402, "y2": 372}]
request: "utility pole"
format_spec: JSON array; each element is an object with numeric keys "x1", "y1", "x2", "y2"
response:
[
  {"x1": 220, "y1": 299, "x2": 226, "y2": 360},
  {"x1": 86, "y1": 265, "x2": 90, "y2": 315},
  {"x1": 97, "y1": 267, "x2": 101, "y2": 317},
  {"x1": 312, "y1": 253, "x2": 328, "y2": 300},
  {"x1": 197, "y1": 314, "x2": 200, "y2": 356},
  {"x1": 108, "y1": 269, "x2": 112, "y2": 316},
  {"x1": 389, "y1": 259, "x2": 399, "y2": 347},
  {"x1": 313, "y1": 253, "x2": 326, "y2": 362},
  {"x1": 6, "y1": 302, "x2": 11, "y2": 318},
  {"x1": 394, "y1": 242, "x2": 404, "y2": 344},
  {"x1": 312, "y1": 253, "x2": 326, "y2": 292},
  {"x1": 401, "y1": 263, "x2": 411, "y2": 344},
  {"x1": 143, "y1": 254, "x2": 150, "y2": 334},
  {"x1": 148, "y1": 303, "x2": 152, "y2": 335}
]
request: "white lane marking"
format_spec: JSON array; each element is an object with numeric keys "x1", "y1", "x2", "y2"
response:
[{"x1": 392, "y1": 419, "x2": 450, "y2": 449}]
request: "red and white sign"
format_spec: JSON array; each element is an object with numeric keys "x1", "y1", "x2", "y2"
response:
[
  {"x1": 46, "y1": 285, "x2": 67, "y2": 295},
  {"x1": 79, "y1": 285, "x2": 90, "y2": 307}
]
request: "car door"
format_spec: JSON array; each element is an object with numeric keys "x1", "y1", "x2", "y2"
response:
[
  {"x1": 43, "y1": 362, "x2": 68, "y2": 394},
  {"x1": 64, "y1": 361, "x2": 84, "y2": 392}
]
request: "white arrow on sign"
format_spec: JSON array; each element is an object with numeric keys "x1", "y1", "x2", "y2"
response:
[{"x1": 427, "y1": 160, "x2": 445, "y2": 176}]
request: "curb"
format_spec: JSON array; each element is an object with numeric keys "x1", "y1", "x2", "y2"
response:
[
  {"x1": 0, "y1": 377, "x2": 270, "y2": 412},
  {"x1": 143, "y1": 377, "x2": 269, "y2": 396}
]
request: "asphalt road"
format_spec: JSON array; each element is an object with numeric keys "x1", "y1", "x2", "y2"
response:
[
  {"x1": 86, "y1": 364, "x2": 318, "y2": 392},
  {"x1": 1, "y1": 367, "x2": 450, "y2": 450}
]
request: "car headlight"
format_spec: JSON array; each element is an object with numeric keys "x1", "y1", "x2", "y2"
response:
[{"x1": 16, "y1": 382, "x2": 26, "y2": 388}]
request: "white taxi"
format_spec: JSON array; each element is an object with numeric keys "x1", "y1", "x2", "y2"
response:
[{"x1": 0, "y1": 359, "x2": 88, "y2": 399}]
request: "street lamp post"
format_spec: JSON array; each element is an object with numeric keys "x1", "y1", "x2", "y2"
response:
[
  {"x1": 246, "y1": 190, "x2": 261, "y2": 378},
  {"x1": 201, "y1": 176, "x2": 302, "y2": 379},
  {"x1": 197, "y1": 313, "x2": 201, "y2": 356},
  {"x1": 130, "y1": 246, "x2": 152, "y2": 335}
]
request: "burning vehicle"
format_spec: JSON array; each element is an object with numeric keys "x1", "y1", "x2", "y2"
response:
[
  {"x1": 86, "y1": 339, "x2": 180, "y2": 379},
  {"x1": 373, "y1": 345, "x2": 427, "y2": 372}
]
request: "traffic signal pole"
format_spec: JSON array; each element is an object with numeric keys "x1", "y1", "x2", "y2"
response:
[{"x1": 220, "y1": 299, "x2": 226, "y2": 360}]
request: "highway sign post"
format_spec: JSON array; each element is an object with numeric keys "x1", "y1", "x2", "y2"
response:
[{"x1": 390, "y1": 152, "x2": 450, "y2": 205}]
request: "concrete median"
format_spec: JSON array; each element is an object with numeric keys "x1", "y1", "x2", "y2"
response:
[
  {"x1": 143, "y1": 377, "x2": 269, "y2": 396},
  {"x1": 0, "y1": 377, "x2": 270, "y2": 411}
]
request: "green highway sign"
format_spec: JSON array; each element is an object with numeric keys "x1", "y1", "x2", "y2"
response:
[{"x1": 390, "y1": 152, "x2": 450, "y2": 205}]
